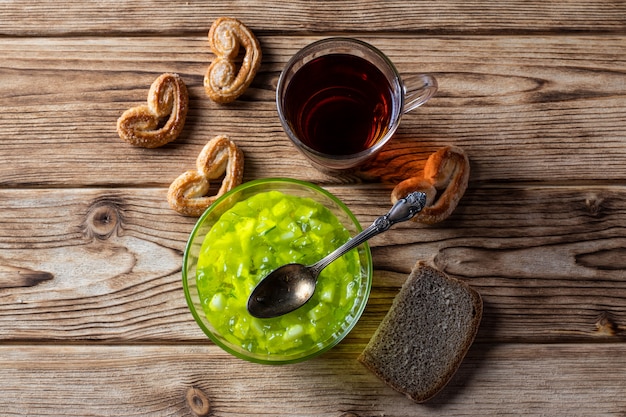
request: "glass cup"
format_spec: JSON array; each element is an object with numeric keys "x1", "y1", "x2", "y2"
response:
[{"x1": 276, "y1": 37, "x2": 438, "y2": 172}]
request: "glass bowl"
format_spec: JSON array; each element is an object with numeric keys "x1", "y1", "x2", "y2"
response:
[{"x1": 182, "y1": 178, "x2": 373, "y2": 364}]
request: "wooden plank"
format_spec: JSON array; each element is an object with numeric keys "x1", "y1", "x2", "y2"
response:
[
  {"x1": 1, "y1": 186, "x2": 625, "y2": 343},
  {"x1": 1, "y1": 0, "x2": 625, "y2": 36},
  {"x1": 1, "y1": 343, "x2": 625, "y2": 416},
  {"x1": 0, "y1": 35, "x2": 625, "y2": 187},
  {"x1": 4, "y1": 1, "x2": 624, "y2": 414}
]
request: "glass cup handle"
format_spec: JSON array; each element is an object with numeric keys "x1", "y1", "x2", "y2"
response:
[{"x1": 402, "y1": 73, "x2": 438, "y2": 114}]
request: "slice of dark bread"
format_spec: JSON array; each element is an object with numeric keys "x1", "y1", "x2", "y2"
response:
[{"x1": 358, "y1": 261, "x2": 482, "y2": 403}]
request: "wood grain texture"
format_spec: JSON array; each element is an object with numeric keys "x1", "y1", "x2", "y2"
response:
[
  {"x1": 0, "y1": 36, "x2": 625, "y2": 187},
  {"x1": 1, "y1": 343, "x2": 625, "y2": 416},
  {"x1": 1, "y1": 0, "x2": 625, "y2": 36},
  {"x1": 1, "y1": 186, "x2": 625, "y2": 343},
  {"x1": 2, "y1": 0, "x2": 626, "y2": 415}
]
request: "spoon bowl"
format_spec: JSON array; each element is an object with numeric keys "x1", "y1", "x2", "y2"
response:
[{"x1": 247, "y1": 263, "x2": 317, "y2": 318}]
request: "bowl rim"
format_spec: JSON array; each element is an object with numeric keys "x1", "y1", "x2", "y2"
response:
[{"x1": 182, "y1": 177, "x2": 373, "y2": 364}]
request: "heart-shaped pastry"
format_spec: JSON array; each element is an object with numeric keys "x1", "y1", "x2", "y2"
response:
[
  {"x1": 117, "y1": 73, "x2": 189, "y2": 148},
  {"x1": 391, "y1": 146, "x2": 470, "y2": 224},
  {"x1": 167, "y1": 135, "x2": 244, "y2": 216},
  {"x1": 204, "y1": 17, "x2": 262, "y2": 103}
]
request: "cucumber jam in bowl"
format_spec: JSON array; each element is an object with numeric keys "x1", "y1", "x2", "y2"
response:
[{"x1": 183, "y1": 178, "x2": 372, "y2": 364}]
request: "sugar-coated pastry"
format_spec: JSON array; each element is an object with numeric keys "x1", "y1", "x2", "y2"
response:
[
  {"x1": 167, "y1": 135, "x2": 244, "y2": 216},
  {"x1": 391, "y1": 146, "x2": 470, "y2": 224},
  {"x1": 117, "y1": 73, "x2": 188, "y2": 148},
  {"x1": 204, "y1": 17, "x2": 262, "y2": 103}
]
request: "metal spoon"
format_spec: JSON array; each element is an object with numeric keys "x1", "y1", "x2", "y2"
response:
[{"x1": 247, "y1": 191, "x2": 427, "y2": 318}]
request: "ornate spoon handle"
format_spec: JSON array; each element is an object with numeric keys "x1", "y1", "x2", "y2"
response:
[{"x1": 310, "y1": 192, "x2": 427, "y2": 275}]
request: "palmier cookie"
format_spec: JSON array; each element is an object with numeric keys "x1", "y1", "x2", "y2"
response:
[
  {"x1": 204, "y1": 17, "x2": 262, "y2": 103},
  {"x1": 167, "y1": 135, "x2": 244, "y2": 216},
  {"x1": 117, "y1": 73, "x2": 188, "y2": 148},
  {"x1": 391, "y1": 146, "x2": 470, "y2": 224}
]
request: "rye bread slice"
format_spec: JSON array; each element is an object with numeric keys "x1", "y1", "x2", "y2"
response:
[{"x1": 358, "y1": 261, "x2": 482, "y2": 403}]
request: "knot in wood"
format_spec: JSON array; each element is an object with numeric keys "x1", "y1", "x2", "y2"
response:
[
  {"x1": 584, "y1": 195, "x2": 604, "y2": 217},
  {"x1": 339, "y1": 413, "x2": 361, "y2": 417},
  {"x1": 83, "y1": 198, "x2": 123, "y2": 240},
  {"x1": 595, "y1": 311, "x2": 618, "y2": 336},
  {"x1": 186, "y1": 386, "x2": 210, "y2": 417}
]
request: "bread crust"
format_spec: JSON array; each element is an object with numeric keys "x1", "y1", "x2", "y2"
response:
[
  {"x1": 358, "y1": 261, "x2": 482, "y2": 403},
  {"x1": 391, "y1": 146, "x2": 470, "y2": 224}
]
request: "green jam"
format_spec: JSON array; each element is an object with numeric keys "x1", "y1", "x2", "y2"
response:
[{"x1": 196, "y1": 190, "x2": 363, "y2": 358}]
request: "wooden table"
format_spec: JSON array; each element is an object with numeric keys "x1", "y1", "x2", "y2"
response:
[{"x1": 1, "y1": 1, "x2": 625, "y2": 415}]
